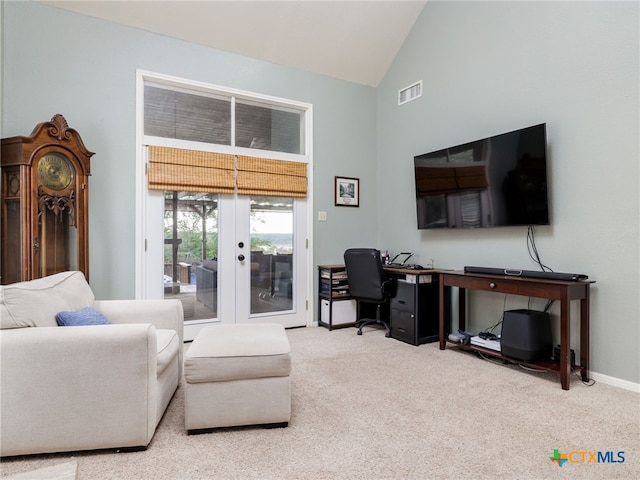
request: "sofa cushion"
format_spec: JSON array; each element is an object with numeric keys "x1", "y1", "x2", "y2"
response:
[
  {"x1": 157, "y1": 329, "x2": 180, "y2": 377},
  {"x1": 56, "y1": 307, "x2": 112, "y2": 326},
  {"x1": 0, "y1": 271, "x2": 95, "y2": 329}
]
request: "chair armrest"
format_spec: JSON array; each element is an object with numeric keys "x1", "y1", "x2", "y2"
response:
[
  {"x1": 0, "y1": 324, "x2": 157, "y2": 456},
  {"x1": 382, "y1": 277, "x2": 397, "y2": 298}
]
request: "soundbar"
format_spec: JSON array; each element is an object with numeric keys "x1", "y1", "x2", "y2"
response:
[{"x1": 464, "y1": 266, "x2": 588, "y2": 281}]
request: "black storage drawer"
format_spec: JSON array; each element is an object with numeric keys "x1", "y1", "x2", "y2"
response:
[
  {"x1": 391, "y1": 308, "x2": 415, "y2": 344},
  {"x1": 389, "y1": 278, "x2": 443, "y2": 345},
  {"x1": 391, "y1": 281, "x2": 415, "y2": 312}
]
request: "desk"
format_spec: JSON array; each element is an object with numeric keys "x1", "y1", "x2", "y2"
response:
[
  {"x1": 317, "y1": 264, "x2": 448, "y2": 343},
  {"x1": 438, "y1": 271, "x2": 594, "y2": 390}
]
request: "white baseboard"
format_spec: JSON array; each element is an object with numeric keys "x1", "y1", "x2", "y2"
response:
[{"x1": 589, "y1": 371, "x2": 640, "y2": 393}]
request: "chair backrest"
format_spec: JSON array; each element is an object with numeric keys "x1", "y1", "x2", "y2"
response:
[{"x1": 343, "y1": 248, "x2": 388, "y2": 303}]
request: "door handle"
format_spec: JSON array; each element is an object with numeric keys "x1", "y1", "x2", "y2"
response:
[{"x1": 238, "y1": 254, "x2": 245, "y2": 262}]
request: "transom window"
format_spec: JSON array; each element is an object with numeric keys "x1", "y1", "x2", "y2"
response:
[{"x1": 143, "y1": 82, "x2": 306, "y2": 155}]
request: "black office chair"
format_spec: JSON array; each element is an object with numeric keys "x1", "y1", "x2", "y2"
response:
[{"x1": 343, "y1": 248, "x2": 397, "y2": 337}]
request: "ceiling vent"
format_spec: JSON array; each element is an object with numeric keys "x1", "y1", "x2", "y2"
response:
[{"x1": 398, "y1": 80, "x2": 422, "y2": 106}]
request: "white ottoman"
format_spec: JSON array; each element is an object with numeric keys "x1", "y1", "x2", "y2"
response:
[{"x1": 184, "y1": 323, "x2": 291, "y2": 433}]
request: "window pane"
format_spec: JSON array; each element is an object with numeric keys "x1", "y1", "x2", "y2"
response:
[
  {"x1": 145, "y1": 86, "x2": 231, "y2": 145},
  {"x1": 163, "y1": 191, "x2": 219, "y2": 321},
  {"x1": 236, "y1": 100, "x2": 303, "y2": 154},
  {"x1": 249, "y1": 196, "x2": 294, "y2": 314}
]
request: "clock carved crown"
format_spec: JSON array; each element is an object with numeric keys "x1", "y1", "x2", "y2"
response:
[{"x1": 46, "y1": 113, "x2": 75, "y2": 142}]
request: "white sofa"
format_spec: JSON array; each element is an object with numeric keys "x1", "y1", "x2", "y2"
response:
[{"x1": 0, "y1": 271, "x2": 183, "y2": 457}]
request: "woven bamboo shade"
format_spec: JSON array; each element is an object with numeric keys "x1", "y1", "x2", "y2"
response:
[
  {"x1": 148, "y1": 146, "x2": 235, "y2": 193},
  {"x1": 236, "y1": 155, "x2": 307, "y2": 198}
]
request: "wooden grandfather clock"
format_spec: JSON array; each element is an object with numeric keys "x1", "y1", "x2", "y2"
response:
[{"x1": 1, "y1": 114, "x2": 94, "y2": 284}]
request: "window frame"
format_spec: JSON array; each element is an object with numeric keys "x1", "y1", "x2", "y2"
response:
[{"x1": 135, "y1": 69, "x2": 314, "y2": 303}]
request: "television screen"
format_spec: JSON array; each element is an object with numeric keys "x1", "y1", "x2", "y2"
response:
[{"x1": 414, "y1": 123, "x2": 549, "y2": 229}]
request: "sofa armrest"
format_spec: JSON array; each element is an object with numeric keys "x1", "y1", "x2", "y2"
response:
[
  {"x1": 0, "y1": 324, "x2": 157, "y2": 457},
  {"x1": 93, "y1": 299, "x2": 183, "y2": 345},
  {"x1": 93, "y1": 299, "x2": 184, "y2": 380}
]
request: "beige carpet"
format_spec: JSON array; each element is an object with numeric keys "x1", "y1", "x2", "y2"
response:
[{"x1": 1, "y1": 326, "x2": 638, "y2": 479}]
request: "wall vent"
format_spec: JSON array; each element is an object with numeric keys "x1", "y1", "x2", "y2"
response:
[{"x1": 398, "y1": 81, "x2": 422, "y2": 105}]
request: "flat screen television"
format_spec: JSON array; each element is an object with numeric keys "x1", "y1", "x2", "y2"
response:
[{"x1": 414, "y1": 123, "x2": 549, "y2": 229}]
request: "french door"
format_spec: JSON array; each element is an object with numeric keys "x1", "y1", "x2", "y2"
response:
[
  {"x1": 145, "y1": 190, "x2": 309, "y2": 340},
  {"x1": 232, "y1": 195, "x2": 307, "y2": 325}
]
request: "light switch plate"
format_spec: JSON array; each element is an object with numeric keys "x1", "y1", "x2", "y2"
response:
[{"x1": 318, "y1": 211, "x2": 327, "y2": 221}]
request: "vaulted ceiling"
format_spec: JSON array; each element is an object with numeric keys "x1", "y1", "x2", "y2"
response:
[{"x1": 39, "y1": 1, "x2": 427, "y2": 87}]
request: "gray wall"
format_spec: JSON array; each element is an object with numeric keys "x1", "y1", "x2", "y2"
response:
[
  {"x1": 377, "y1": 1, "x2": 639, "y2": 384},
  {"x1": 2, "y1": 1, "x2": 378, "y2": 299}
]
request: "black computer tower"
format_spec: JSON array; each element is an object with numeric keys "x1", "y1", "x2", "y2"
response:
[{"x1": 500, "y1": 309, "x2": 552, "y2": 362}]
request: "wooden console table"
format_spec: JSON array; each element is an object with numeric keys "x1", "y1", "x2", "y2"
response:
[{"x1": 438, "y1": 271, "x2": 594, "y2": 390}]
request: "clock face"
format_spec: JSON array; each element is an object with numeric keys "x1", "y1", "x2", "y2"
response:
[{"x1": 37, "y1": 152, "x2": 74, "y2": 191}]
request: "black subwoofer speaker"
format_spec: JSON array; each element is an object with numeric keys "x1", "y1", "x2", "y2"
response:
[{"x1": 500, "y1": 309, "x2": 552, "y2": 362}]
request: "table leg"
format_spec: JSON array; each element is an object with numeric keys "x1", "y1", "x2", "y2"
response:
[
  {"x1": 580, "y1": 288, "x2": 590, "y2": 382},
  {"x1": 560, "y1": 292, "x2": 571, "y2": 390},
  {"x1": 439, "y1": 280, "x2": 446, "y2": 349},
  {"x1": 458, "y1": 287, "x2": 466, "y2": 333}
]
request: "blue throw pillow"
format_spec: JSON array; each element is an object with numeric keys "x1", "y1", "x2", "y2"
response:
[{"x1": 56, "y1": 307, "x2": 112, "y2": 326}]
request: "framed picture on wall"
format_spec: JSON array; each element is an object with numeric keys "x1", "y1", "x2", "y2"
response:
[{"x1": 334, "y1": 176, "x2": 359, "y2": 207}]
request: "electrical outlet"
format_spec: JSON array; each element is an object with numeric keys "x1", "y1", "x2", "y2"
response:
[{"x1": 318, "y1": 211, "x2": 327, "y2": 222}]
